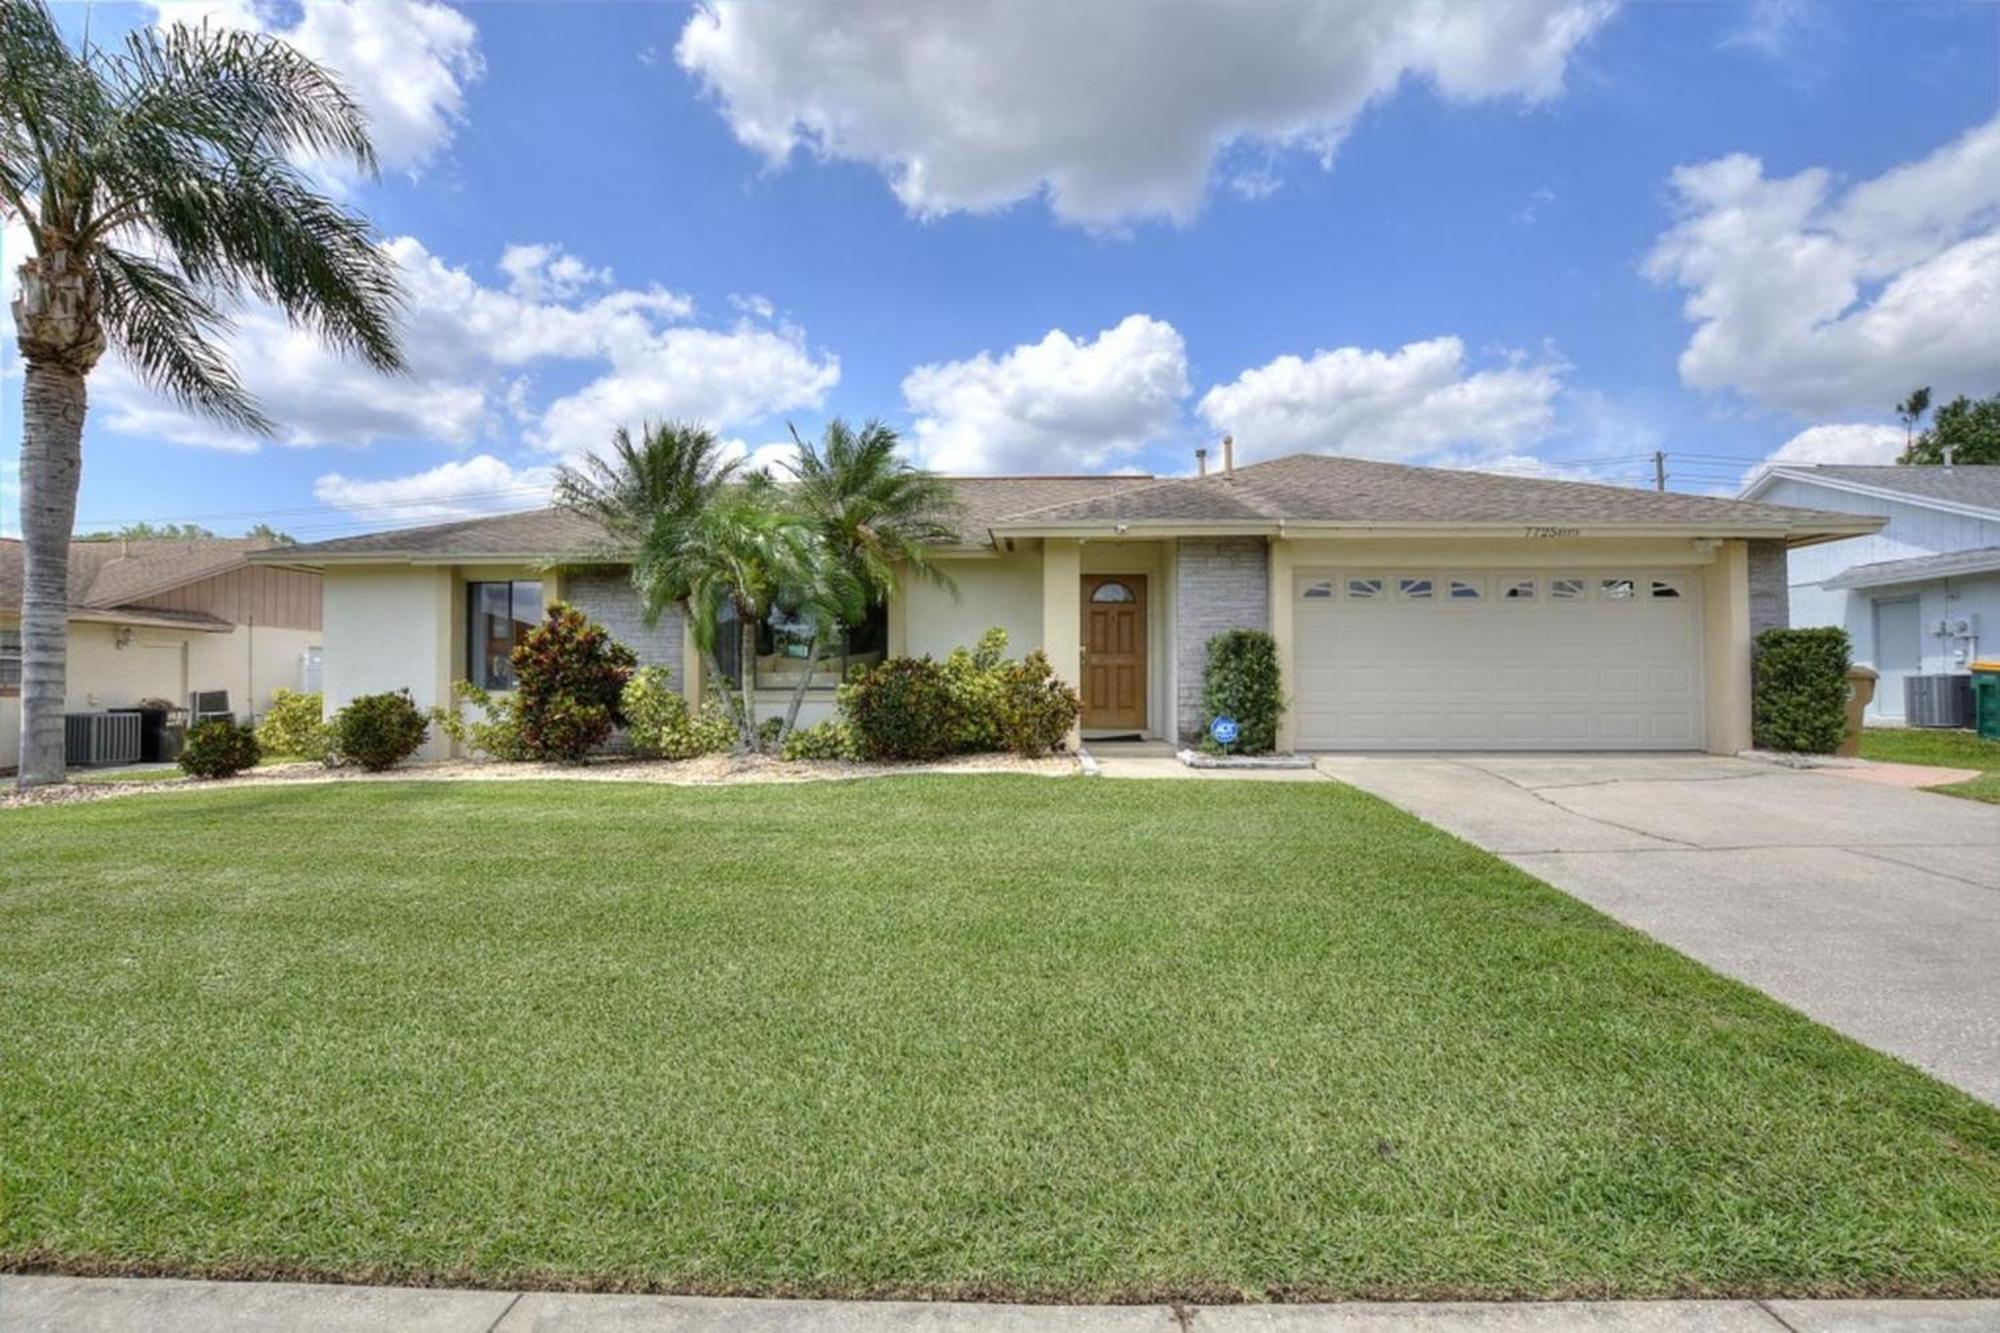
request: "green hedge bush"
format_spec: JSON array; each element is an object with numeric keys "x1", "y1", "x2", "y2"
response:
[
  {"x1": 938, "y1": 628, "x2": 1011, "y2": 752},
  {"x1": 253, "y1": 688, "x2": 328, "y2": 762},
  {"x1": 1753, "y1": 626, "x2": 1851, "y2": 753},
  {"x1": 621, "y1": 668, "x2": 735, "y2": 760},
  {"x1": 994, "y1": 650, "x2": 1082, "y2": 757},
  {"x1": 328, "y1": 690, "x2": 430, "y2": 771},
  {"x1": 841, "y1": 656, "x2": 959, "y2": 761},
  {"x1": 512, "y1": 602, "x2": 637, "y2": 763},
  {"x1": 178, "y1": 720, "x2": 261, "y2": 779},
  {"x1": 428, "y1": 681, "x2": 525, "y2": 761},
  {"x1": 1201, "y1": 629, "x2": 1283, "y2": 753},
  {"x1": 781, "y1": 718, "x2": 860, "y2": 762}
]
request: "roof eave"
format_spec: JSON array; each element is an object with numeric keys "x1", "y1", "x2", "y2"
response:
[{"x1": 1747, "y1": 467, "x2": 2000, "y2": 522}]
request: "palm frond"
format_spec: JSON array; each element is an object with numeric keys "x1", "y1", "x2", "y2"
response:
[{"x1": 96, "y1": 244, "x2": 270, "y2": 432}]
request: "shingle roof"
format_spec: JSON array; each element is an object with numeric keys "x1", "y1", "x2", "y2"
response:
[
  {"x1": 1764, "y1": 464, "x2": 2000, "y2": 513},
  {"x1": 265, "y1": 455, "x2": 1873, "y2": 565},
  {"x1": 999, "y1": 454, "x2": 1870, "y2": 532},
  {"x1": 1, "y1": 537, "x2": 272, "y2": 623},
  {"x1": 1823, "y1": 545, "x2": 2000, "y2": 591},
  {"x1": 269, "y1": 476, "x2": 1161, "y2": 561}
]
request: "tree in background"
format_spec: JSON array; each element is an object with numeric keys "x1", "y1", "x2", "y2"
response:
[
  {"x1": 1, "y1": 0, "x2": 403, "y2": 787},
  {"x1": 245, "y1": 522, "x2": 296, "y2": 545},
  {"x1": 1895, "y1": 387, "x2": 1931, "y2": 453},
  {"x1": 77, "y1": 521, "x2": 217, "y2": 541},
  {"x1": 1899, "y1": 391, "x2": 2000, "y2": 466}
]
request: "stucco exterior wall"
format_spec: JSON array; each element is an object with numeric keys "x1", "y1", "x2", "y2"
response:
[
  {"x1": 899, "y1": 548, "x2": 1044, "y2": 660},
  {"x1": 322, "y1": 565, "x2": 453, "y2": 757},
  {"x1": 1174, "y1": 536, "x2": 1269, "y2": 741},
  {"x1": 0, "y1": 695, "x2": 18, "y2": 771}
]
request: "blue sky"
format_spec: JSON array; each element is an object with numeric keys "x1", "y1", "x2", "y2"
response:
[{"x1": 4, "y1": 0, "x2": 1998, "y2": 542}]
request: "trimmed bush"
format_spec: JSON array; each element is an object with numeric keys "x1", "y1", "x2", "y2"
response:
[
  {"x1": 938, "y1": 628, "x2": 1011, "y2": 752},
  {"x1": 328, "y1": 690, "x2": 430, "y2": 772},
  {"x1": 842, "y1": 656, "x2": 959, "y2": 761},
  {"x1": 1201, "y1": 629, "x2": 1284, "y2": 754},
  {"x1": 621, "y1": 668, "x2": 735, "y2": 760},
  {"x1": 994, "y1": 651, "x2": 1082, "y2": 757},
  {"x1": 428, "y1": 681, "x2": 525, "y2": 762},
  {"x1": 254, "y1": 688, "x2": 328, "y2": 762},
  {"x1": 781, "y1": 718, "x2": 860, "y2": 762},
  {"x1": 178, "y1": 720, "x2": 260, "y2": 779},
  {"x1": 1753, "y1": 626, "x2": 1851, "y2": 754},
  {"x1": 512, "y1": 602, "x2": 638, "y2": 763}
]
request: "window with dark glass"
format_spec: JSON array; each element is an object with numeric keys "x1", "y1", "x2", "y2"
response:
[
  {"x1": 710, "y1": 597, "x2": 890, "y2": 691},
  {"x1": 466, "y1": 580, "x2": 544, "y2": 689},
  {"x1": 0, "y1": 627, "x2": 19, "y2": 689}
]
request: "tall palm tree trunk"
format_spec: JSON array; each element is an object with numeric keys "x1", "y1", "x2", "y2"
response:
[
  {"x1": 738, "y1": 616, "x2": 759, "y2": 752},
  {"x1": 778, "y1": 632, "x2": 823, "y2": 747},
  {"x1": 14, "y1": 251, "x2": 106, "y2": 789}
]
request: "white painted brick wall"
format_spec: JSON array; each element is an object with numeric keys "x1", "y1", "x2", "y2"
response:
[
  {"x1": 566, "y1": 569, "x2": 683, "y2": 690},
  {"x1": 1748, "y1": 538, "x2": 1790, "y2": 639},
  {"x1": 1174, "y1": 536, "x2": 1269, "y2": 740}
]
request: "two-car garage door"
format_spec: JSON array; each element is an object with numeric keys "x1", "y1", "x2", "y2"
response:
[{"x1": 1292, "y1": 569, "x2": 1705, "y2": 751}]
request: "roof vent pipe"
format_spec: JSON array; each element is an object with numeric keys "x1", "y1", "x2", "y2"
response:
[
  {"x1": 1222, "y1": 434, "x2": 1235, "y2": 479},
  {"x1": 1195, "y1": 447, "x2": 1208, "y2": 477},
  {"x1": 1943, "y1": 445, "x2": 1956, "y2": 470}
]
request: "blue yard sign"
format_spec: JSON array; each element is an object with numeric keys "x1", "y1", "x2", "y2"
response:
[{"x1": 1209, "y1": 715, "x2": 1240, "y2": 748}]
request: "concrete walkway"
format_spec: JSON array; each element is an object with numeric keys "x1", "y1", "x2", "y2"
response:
[
  {"x1": 1315, "y1": 753, "x2": 2000, "y2": 1104},
  {"x1": 5, "y1": 1277, "x2": 1998, "y2": 1332}
]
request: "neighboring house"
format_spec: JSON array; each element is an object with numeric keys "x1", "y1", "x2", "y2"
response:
[
  {"x1": 255, "y1": 453, "x2": 1876, "y2": 757},
  {"x1": 1738, "y1": 464, "x2": 2000, "y2": 722},
  {"x1": 0, "y1": 538, "x2": 323, "y2": 771}
]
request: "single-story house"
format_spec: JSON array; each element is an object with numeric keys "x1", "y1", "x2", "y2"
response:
[
  {"x1": 1737, "y1": 463, "x2": 2000, "y2": 722},
  {"x1": 1, "y1": 537, "x2": 323, "y2": 770},
  {"x1": 256, "y1": 452, "x2": 1878, "y2": 756}
]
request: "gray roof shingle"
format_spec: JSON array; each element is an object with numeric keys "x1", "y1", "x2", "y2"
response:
[
  {"x1": 264, "y1": 454, "x2": 1873, "y2": 565},
  {"x1": 1766, "y1": 464, "x2": 2000, "y2": 513}
]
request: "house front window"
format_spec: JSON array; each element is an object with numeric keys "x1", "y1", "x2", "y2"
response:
[
  {"x1": 467, "y1": 580, "x2": 544, "y2": 689},
  {"x1": 0, "y1": 627, "x2": 19, "y2": 690},
  {"x1": 710, "y1": 598, "x2": 890, "y2": 690}
]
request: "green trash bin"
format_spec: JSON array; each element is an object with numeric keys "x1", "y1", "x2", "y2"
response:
[{"x1": 1974, "y1": 660, "x2": 2000, "y2": 740}]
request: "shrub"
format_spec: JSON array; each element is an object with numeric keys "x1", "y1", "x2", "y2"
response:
[
  {"x1": 1753, "y1": 626, "x2": 1851, "y2": 754},
  {"x1": 938, "y1": 627, "x2": 1010, "y2": 752},
  {"x1": 621, "y1": 668, "x2": 735, "y2": 760},
  {"x1": 1201, "y1": 629, "x2": 1284, "y2": 754},
  {"x1": 994, "y1": 650, "x2": 1082, "y2": 757},
  {"x1": 841, "y1": 655, "x2": 960, "y2": 761},
  {"x1": 254, "y1": 688, "x2": 328, "y2": 761},
  {"x1": 428, "y1": 681, "x2": 525, "y2": 762},
  {"x1": 178, "y1": 720, "x2": 260, "y2": 779},
  {"x1": 511, "y1": 602, "x2": 638, "y2": 763},
  {"x1": 781, "y1": 717, "x2": 860, "y2": 762},
  {"x1": 328, "y1": 690, "x2": 430, "y2": 771}
]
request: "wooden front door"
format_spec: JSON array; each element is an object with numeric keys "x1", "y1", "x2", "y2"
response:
[{"x1": 1080, "y1": 574, "x2": 1147, "y2": 731}]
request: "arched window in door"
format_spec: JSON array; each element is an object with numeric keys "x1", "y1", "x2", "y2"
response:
[{"x1": 1090, "y1": 580, "x2": 1136, "y2": 603}]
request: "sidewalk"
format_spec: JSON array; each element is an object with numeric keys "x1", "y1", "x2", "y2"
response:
[{"x1": 5, "y1": 1277, "x2": 1998, "y2": 1332}]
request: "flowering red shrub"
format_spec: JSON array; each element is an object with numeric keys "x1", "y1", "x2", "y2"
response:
[{"x1": 512, "y1": 602, "x2": 637, "y2": 763}]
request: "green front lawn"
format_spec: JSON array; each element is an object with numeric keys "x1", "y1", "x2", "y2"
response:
[
  {"x1": 4, "y1": 778, "x2": 1998, "y2": 1300},
  {"x1": 1860, "y1": 728, "x2": 2000, "y2": 804}
]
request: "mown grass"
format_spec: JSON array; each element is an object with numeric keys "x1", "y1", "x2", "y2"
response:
[
  {"x1": 4, "y1": 777, "x2": 1998, "y2": 1300},
  {"x1": 1860, "y1": 728, "x2": 2000, "y2": 804}
]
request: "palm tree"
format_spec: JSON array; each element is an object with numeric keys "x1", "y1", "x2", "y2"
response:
[
  {"x1": 551, "y1": 421, "x2": 739, "y2": 549},
  {"x1": 773, "y1": 419, "x2": 960, "y2": 743},
  {"x1": 1896, "y1": 387, "x2": 1932, "y2": 453},
  {"x1": 2, "y1": 1, "x2": 403, "y2": 787}
]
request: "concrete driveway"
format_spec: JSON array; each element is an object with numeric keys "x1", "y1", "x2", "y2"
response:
[{"x1": 1314, "y1": 753, "x2": 2000, "y2": 1105}]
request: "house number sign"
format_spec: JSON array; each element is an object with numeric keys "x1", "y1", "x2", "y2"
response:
[{"x1": 1525, "y1": 526, "x2": 1581, "y2": 538}]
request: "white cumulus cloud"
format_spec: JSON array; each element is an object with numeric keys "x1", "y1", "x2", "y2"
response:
[
  {"x1": 498, "y1": 244, "x2": 613, "y2": 303},
  {"x1": 1196, "y1": 336, "x2": 1565, "y2": 464},
  {"x1": 1740, "y1": 422, "x2": 1905, "y2": 488},
  {"x1": 1645, "y1": 115, "x2": 2000, "y2": 418},
  {"x1": 149, "y1": 0, "x2": 483, "y2": 179},
  {"x1": 313, "y1": 454, "x2": 554, "y2": 522},
  {"x1": 902, "y1": 316, "x2": 1189, "y2": 474},
  {"x1": 677, "y1": 0, "x2": 1613, "y2": 228}
]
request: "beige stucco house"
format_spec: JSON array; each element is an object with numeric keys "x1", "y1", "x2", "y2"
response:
[
  {"x1": 255, "y1": 453, "x2": 1878, "y2": 758},
  {"x1": 0, "y1": 538, "x2": 322, "y2": 771}
]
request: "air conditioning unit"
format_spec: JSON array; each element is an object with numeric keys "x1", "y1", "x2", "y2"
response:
[
  {"x1": 1905, "y1": 674, "x2": 1974, "y2": 728},
  {"x1": 64, "y1": 711, "x2": 143, "y2": 766}
]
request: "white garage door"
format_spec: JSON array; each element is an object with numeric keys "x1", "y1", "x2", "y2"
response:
[{"x1": 1293, "y1": 569, "x2": 1705, "y2": 751}]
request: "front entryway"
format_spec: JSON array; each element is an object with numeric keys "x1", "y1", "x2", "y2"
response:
[
  {"x1": 1080, "y1": 574, "x2": 1146, "y2": 731},
  {"x1": 1292, "y1": 567, "x2": 1706, "y2": 750}
]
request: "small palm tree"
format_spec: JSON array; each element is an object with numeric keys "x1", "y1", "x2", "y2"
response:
[
  {"x1": 1896, "y1": 387, "x2": 1933, "y2": 453},
  {"x1": 2, "y1": 1, "x2": 403, "y2": 787},
  {"x1": 773, "y1": 419, "x2": 960, "y2": 742},
  {"x1": 552, "y1": 421, "x2": 739, "y2": 549}
]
